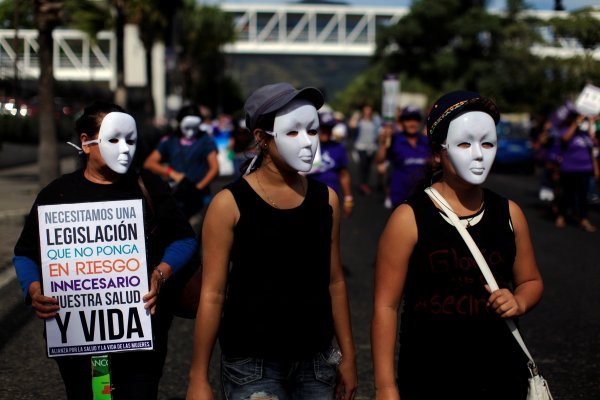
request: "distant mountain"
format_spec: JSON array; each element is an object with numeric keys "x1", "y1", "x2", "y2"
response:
[
  {"x1": 226, "y1": 53, "x2": 369, "y2": 102},
  {"x1": 294, "y1": 0, "x2": 350, "y2": 5}
]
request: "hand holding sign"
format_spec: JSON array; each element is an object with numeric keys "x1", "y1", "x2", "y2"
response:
[
  {"x1": 143, "y1": 263, "x2": 172, "y2": 315},
  {"x1": 575, "y1": 84, "x2": 600, "y2": 117},
  {"x1": 29, "y1": 281, "x2": 60, "y2": 319}
]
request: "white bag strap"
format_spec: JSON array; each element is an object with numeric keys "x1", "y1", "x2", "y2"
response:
[{"x1": 424, "y1": 187, "x2": 536, "y2": 366}]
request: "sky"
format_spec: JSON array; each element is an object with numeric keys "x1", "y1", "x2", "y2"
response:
[{"x1": 198, "y1": 0, "x2": 599, "y2": 11}]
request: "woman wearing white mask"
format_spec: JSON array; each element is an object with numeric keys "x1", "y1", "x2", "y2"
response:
[
  {"x1": 371, "y1": 91, "x2": 544, "y2": 399},
  {"x1": 187, "y1": 83, "x2": 357, "y2": 400},
  {"x1": 13, "y1": 101, "x2": 197, "y2": 399},
  {"x1": 144, "y1": 104, "x2": 219, "y2": 221}
]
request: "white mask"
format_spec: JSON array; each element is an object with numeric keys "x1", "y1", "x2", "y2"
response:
[
  {"x1": 270, "y1": 99, "x2": 319, "y2": 172},
  {"x1": 83, "y1": 112, "x2": 137, "y2": 174},
  {"x1": 443, "y1": 111, "x2": 497, "y2": 185},
  {"x1": 180, "y1": 115, "x2": 202, "y2": 139}
]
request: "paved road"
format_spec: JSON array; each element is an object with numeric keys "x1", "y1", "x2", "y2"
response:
[{"x1": 0, "y1": 160, "x2": 599, "y2": 399}]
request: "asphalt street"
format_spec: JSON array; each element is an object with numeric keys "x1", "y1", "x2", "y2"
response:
[{"x1": 0, "y1": 153, "x2": 599, "y2": 399}]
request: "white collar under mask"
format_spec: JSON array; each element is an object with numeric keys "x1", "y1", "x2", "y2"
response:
[
  {"x1": 180, "y1": 115, "x2": 202, "y2": 139},
  {"x1": 442, "y1": 111, "x2": 497, "y2": 185},
  {"x1": 269, "y1": 99, "x2": 320, "y2": 172},
  {"x1": 82, "y1": 112, "x2": 137, "y2": 174}
]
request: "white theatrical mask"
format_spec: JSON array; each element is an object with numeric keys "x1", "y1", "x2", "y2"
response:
[
  {"x1": 444, "y1": 111, "x2": 497, "y2": 185},
  {"x1": 180, "y1": 115, "x2": 202, "y2": 139},
  {"x1": 83, "y1": 112, "x2": 137, "y2": 174},
  {"x1": 270, "y1": 99, "x2": 320, "y2": 172}
]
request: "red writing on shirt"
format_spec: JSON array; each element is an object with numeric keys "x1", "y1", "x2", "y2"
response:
[
  {"x1": 414, "y1": 294, "x2": 490, "y2": 317},
  {"x1": 428, "y1": 248, "x2": 504, "y2": 276}
]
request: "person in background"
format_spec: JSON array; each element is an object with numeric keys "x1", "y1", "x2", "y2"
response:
[
  {"x1": 531, "y1": 118, "x2": 558, "y2": 202},
  {"x1": 308, "y1": 111, "x2": 354, "y2": 217},
  {"x1": 588, "y1": 115, "x2": 600, "y2": 205},
  {"x1": 372, "y1": 91, "x2": 543, "y2": 399},
  {"x1": 350, "y1": 104, "x2": 381, "y2": 195},
  {"x1": 13, "y1": 101, "x2": 197, "y2": 399},
  {"x1": 376, "y1": 107, "x2": 431, "y2": 209},
  {"x1": 187, "y1": 82, "x2": 357, "y2": 400},
  {"x1": 554, "y1": 113, "x2": 599, "y2": 232},
  {"x1": 375, "y1": 121, "x2": 394, "y2": 209},
  {"x1": 332, "y1": 111, "x2": 348, "y2": 143},
  {"x1": 228, "y1": 117, "x2": 255, "y2": 179},
  {"x1": 143, "y1": 104, "x2": 219, "y2": 229}
]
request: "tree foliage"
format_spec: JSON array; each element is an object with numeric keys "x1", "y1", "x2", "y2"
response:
[
  {"x1": 62, "y1": 0, "x2": 112, "y2": 39},
  {"x1": 550, "y1": 8, "x2": 600, "y2": 50},
  {"x1": 177, "y1": 0, "x2": 242, "y2": 114},
  {"x1": 335, "y1": 0, "x2": 600, "y2": 117}
]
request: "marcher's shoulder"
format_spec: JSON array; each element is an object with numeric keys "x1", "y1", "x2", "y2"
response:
[
  {"x1": 386, "y1": 203, "x2": 418, "y2": 236},
  {"x1": 203, "y1": 135, "x2": 218, "y2": 150},
  {"x1": 209, "y1": 187, "x2": 239, "y2": 216},
  {"x1": 507, "y1": 199, "x2": 525, "y2": 217},
  {"x1": 159, "y1": 134, "x2": 174, "y2": 144},
  {"x1": 35, "y1": 170, "x2": 84, "y2": 204}
]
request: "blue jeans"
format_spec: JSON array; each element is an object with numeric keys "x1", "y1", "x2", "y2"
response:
[{"x1": 221, "y1": 347, "x2": 339, "y2": 400}]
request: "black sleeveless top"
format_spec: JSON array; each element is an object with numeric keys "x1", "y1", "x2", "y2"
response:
[
  {"x1": 403, "y1": 188, "x2": 515, "y2": 324},
  {"x1": 219, "y1": 177, "x2": 334, "y2": 360},
  {"x1": 398, "y1": 189, "x2": 529, "y2": 397}
]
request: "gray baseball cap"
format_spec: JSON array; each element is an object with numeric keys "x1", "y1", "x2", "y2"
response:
[{"x1": 244, "y1": 82, "x2": 324, "y2": 133}]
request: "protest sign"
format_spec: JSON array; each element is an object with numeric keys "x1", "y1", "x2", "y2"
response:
[
  {"x1": 575, "y1": 84, "x2": 600, "y2": 116},
  {"x1": 382, "y1": 74, "x2": 400, "y2": 121},
  {"x1": 38, "y1": 199, "x2": 153, "y2": 357}
]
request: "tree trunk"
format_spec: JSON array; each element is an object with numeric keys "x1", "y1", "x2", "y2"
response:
[
  {"x1": 35, "y1": 0, "x2": 60, "y2": 188},
  {"x1": 114, "y1": 0, "x2": 127, "y2": 108},
  {"x1": 143, "y1": 39, "x2": 155, "y2": 118}
]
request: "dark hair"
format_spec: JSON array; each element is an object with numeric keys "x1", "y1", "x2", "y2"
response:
[
  {"x1": 239, "y1": 111, "x2": 276, "y2": 175},
  {"x1": 75, "y1": 101, "x2": 126, "y2": 138},
  {"x1": 176, "y1": 104, "x2": 201, "y2": 123},
  {"x1": 426, "y1": 91, "x2": 499, "y2": 152}
]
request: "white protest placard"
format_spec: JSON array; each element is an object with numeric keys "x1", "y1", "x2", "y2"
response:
[
  {"x1": 575, "y1": 84, "x2": 600, "y2": 116},
  {"x1": 38, "y1": 199, "x2": 153, "y2": 357},
  {"x1": 382, "y1": 75, "x2": 400, "y2": 121}
]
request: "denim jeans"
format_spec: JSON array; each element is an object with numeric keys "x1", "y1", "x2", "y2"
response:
[{"x1": 221, "y1": 347, "x2": 340, "y2": 400}]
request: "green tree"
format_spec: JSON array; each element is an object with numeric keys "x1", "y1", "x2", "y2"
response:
[
  {"x1": 374, "y1": 0, "x2": 501, "y2": 94},
  {"x1": 337, "y1": 0, "x2": 599, "y2": 117},
  {"x1": 476, "y1": 2, "x2": 550, "y2": 113},
  {"x1": 0, "y1": 0, "x2": 35, "y2": 29},
  {"x1": 551, "y1": 8, "x2": 600, "y2": 50},
  {"x1": 178, "y1": 1, "x2": 242, "y2": 114},
  {"x1": 62, "y1": 0, "x2": 122, "y2": 104},
  {"x1": 550, "y1": 8, "x2": 600, "y2": 66},
  {"x1": 127, "y1": 0, "x2": 180, "y2": 117}
]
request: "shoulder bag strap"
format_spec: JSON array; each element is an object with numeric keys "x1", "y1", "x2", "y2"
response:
[{"x1": 424, "y1": 187, "x2": 536, "y2": 366}]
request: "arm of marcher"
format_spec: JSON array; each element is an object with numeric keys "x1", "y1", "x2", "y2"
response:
[
  {"x1": 195, "y1": 151, "x2": 219, "y2": 191},
  {"x1": 488, "y1": 201, "x2": 543, "y2": 318},
  {"x1": 187, "y1": 189, "x2": 237, "y2": 400},
  {"x1": 327, "y1": 187, "x2": 358, "y2": 400},
  {"x1": 144, "y1": 149, "x2": 175, "y2": 179},
  {"x1": 372, "y1": 204, "x2": 417, "y2": 399}
]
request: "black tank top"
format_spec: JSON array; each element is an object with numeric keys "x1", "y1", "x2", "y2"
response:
[
  {"x1": 403, "y1": 188, "x2": 515, "y2": 323},
  {"x1": 219, "y1": 177, "x2": 334, "y2": 359},
  {"x1": 398, "y1": 189, "x2": 529, "y2": 397}
]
